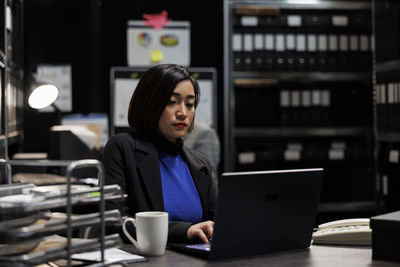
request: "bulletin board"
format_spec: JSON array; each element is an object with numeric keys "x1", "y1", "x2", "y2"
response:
[
  {"x1": 110, "y1": 66, "x2": 217, "y2": 136},
  {"x1": 127, "y1": 20, "x2": 190, "y2": 66}
]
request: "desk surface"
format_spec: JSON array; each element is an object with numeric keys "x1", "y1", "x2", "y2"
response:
[{"x1": 122, "y1": 244, "x2": 396, "y2": 267}]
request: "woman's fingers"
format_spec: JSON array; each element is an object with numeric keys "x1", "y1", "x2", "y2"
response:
[{"x1": 187, "y1": 221, "x2": 215, "y2": 243}]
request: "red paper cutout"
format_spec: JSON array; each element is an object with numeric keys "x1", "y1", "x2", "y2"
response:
[{"x1": 143, "y1": 10, "x2": 172, "y2": 30}]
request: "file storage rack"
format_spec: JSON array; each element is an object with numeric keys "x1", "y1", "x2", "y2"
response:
[
  {"x1": 223, "y1": 0, "x2": 375, "y2": 220},
  {"x1": 374, "y1": 0, "x2": 400, "y2": 213},
  {"x1": 0, "y1": 0, "x2": 24, "y2": 161},
  {"x1": 0, "y1": 159, "x2": 124, "y2": 267}
]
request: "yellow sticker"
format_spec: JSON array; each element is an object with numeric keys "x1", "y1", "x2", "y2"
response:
[
  {"x1": 151, "y1": 50, "x2": 164, "y2": 63},
  {"x1": 90, "y1": 192, "x2": 101, "y2": 197}
]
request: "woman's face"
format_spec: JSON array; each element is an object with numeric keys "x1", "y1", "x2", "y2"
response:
[{"x1": 159, "y1": 80, "x2": 195, "y2": 143}]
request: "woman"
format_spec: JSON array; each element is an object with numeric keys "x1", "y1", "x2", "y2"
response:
[{"x1": 103, "y1": 64, "x2": 218, "y2": 243}]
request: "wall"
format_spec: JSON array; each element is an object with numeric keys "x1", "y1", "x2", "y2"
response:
[{"x1": 22, "y1": 0, "x2": 223, "y2": 153}]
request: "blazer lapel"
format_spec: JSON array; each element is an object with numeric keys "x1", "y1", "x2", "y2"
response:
[
  {"x1": 182, "y1": 148, "x2": 211, "y2": 218},
  {"x1": 135, "y1": 138, "x2": 164, "y2": 211}
]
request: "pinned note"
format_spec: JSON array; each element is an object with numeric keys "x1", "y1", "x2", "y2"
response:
[
  {"x1": 151, "y1": 50, "x2": 164, "y2": 63},
  {"x1": 143, "y1": 10, "x2": 171, "y2": 30},
  {"x1": 127, "y1": 20, "x2": 190, "y2": 66}
]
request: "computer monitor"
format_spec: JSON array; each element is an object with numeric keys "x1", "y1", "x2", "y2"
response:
[{"x1": 109, "y1": 66, "x2": 217, "y2": 136}]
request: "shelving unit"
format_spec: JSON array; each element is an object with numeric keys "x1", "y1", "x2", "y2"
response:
[
  {"x1": 374, "y1": 0, "x2": 400, "y2": 213},
  {"x1": 0, "y1": 0, "x2": 24, "y2": 160},
  {"x1": 224, "y1": 0, "x2": 375, "y2": 220},
  {"x1": 0, "y1": 159, "x2": 124, "y2": 266}
]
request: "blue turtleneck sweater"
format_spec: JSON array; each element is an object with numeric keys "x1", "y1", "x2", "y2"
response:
[{"x1": 158, "y1": 149, "x2": 203, "y2": 223}]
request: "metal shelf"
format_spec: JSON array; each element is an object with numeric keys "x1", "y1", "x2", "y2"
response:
[
  {"x1": 233, "y1": 71, "x2": 371, "y2": 84},
  {"x1": 376, "y1": 59, "x2": 400, "y2": 73},
  {"x1": 318, "y1": 201, "x2": 377, "y2": 213},
  {"x1": 0, "y1": 159, "x2": 115, "y2": 267},
  {"x1": 230, "y1": 0, "x2": 371, "y2": 10},
  {"x1": 376, "y1": 132, "x2": 400, "y2": 142},
  {"x1": 234, "y1": 127, "x2": 373, "y2": 138},
  {"x1": 0, "y1": 131, "x2": 22, "y2": 146}
]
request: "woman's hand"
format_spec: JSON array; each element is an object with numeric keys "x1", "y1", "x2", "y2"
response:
[{"x1": 187, "y1": 220, "x2": 215, "y2": 243}]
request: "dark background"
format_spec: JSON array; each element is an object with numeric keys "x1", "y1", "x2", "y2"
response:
[{"x1": 22, "y1": 0, "x2": 224, "y2": 154}]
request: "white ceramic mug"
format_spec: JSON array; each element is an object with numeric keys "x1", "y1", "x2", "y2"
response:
[{"x1": 122, "y1": 211, "x2": 168, "y2": 256}]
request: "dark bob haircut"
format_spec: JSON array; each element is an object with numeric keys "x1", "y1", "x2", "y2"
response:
[{"x1": 128, "y1": 64, "x2": 200, "y2": 133}]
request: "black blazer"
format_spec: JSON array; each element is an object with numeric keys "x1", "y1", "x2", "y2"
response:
[{"x1": 102, "y1": 131, "x2": 218, "y2": 242}]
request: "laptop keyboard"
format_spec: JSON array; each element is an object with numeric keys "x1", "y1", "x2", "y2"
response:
[{"x1": 186, "y1": 243, "x2": 211, "y2": 251}]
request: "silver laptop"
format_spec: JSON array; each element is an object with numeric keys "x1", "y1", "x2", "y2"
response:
[{"x1": 168, "y1": 168, "x2": 324, "y2": 260}]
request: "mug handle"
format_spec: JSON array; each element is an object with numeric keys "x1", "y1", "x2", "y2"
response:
[{"x1": 122, "y1": 217, "x2": 139, "y2": 248}]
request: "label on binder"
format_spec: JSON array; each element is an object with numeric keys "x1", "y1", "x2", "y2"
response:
[
  {"x1": 329, "y1": 35, "x2": 338, "y2": 51},
  {"x1": 388, "y1": 83, "x2": 395, "y2": 104},
  {"x1": 350, "y1": 35, "x2": 358, "y2": 51},
  {"x1": 360, "y1": 35, "x2": 369, "y2": 51},
  {"x1": 296, "y1": 34, "x2": 306, "y2": 52},
  {"x1": 280, "y1": 90, "x2": 290, "y2": 107},
  {"x1": 307, "y1": 34, "x2": 317, "y2": 52},
  {"x1": 301, "y1": 90, "x2": 311, "y2": 107},
  {"x1": 284, "y1": 150, "x2": 301, "y2": 161},
  {"x1": 291, "y1": 91, "x2": 300, "y2": 107},
  {"x1": 238, "y1": 152, "x2": 256, "y2": 164},
  {"x1": 286, "y1": 34, "x2": 295, "y2": 50},
  {"x1": 287, "y1": 15, "x2": 302, "y2": 27},
  {"x1": 265, "y1": 34, "x2": 274, "y2": 50},
  {"x1": 241, "y1": 16, "x2": 258, "y2": 26},
  {"x1": 232, "y1": 34, "x2": 242, "y2": 51},
  {"x1": 254, "y1": 34, "x2": 263, "y2": 50},
  {"x1": 382, "y1": 175, "x2": 388, "y2": 196},
  {"x1": 244, "y1": 34, "x2": 253, "y2": 52},
  {"x1": 276, "y1": 34, "x2": 285, "y2": 52},
  {"x1": 318, "y1": 34, "x2": 328, "y2": 51},
  {"x1": 6, "y1": 6, "x2": 12, "y2": 31},
  {"x1": 332, "y1": 15, "x2": 348, "y2": 26},
  {"x1": 389, "y1": 150, "x2": 399, "y2": 163},
  {"x1": 339, "y1": 35, "x2": 349, "y2": 51},
  {"x1": 329, "y1": 149, "x2": 345, "y2": 160}
]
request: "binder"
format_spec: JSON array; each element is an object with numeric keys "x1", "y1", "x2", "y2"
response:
[
  {"x1": 311, "y1": 90, "x2": 322, "y2": 126},
  {"x1": 235, "y1": 87, "x2": 278, "y2": 127},
  {"x1": 317, "y1": 34, "x2": 329, "y2": 71},
  {"x1": 307, "y1": 34, "x2": 317, "y2": 52},
  {"x1": 275, "y1": 34, "x2": 285, "y2": 71},
  {"x1": 240, "y1": 16, "x2": 259, "y2": 27},
  {"x1": 264, "y1": 33, "x2": 275, "y2": 71},
  {"x1": 376, "y1": 84, "x2": 386, "y2": 130},
  {"x1": 296, "y1": 34, "x2": 306, "y2": 52},
  {"x1": 328, "y1": 34, "x2": 338, "y2": 52},
  {"x1": 296, "y1": 34, "x2": 307, "y2": 71},
  {"x1": 254, "y1": 33, "x2": 264, "y2": 70},
  {"x1": 285, "y1": 52, "x2": 296, "y2": 71},
  {"x1": 350, "y1": 35, "x2": 359, "y2": 51},
  {"x1": 287, "y1": 15, "x2": 302, "y2": 27},
  {"x1": 332, "y1": 15, "x2": 349, "y2": 27},
  {"x1": 321, "y1": 90, "x2": 331, "y2": 126},
  {"x1": 243, "y1": 33, "x2": 253, "y2": 71},
  {"x1": 307, "y1": 53, "x2": 318, "y2": 71},
  {"x1": 290, "y1": 90, "x2": 301, "y2": 125},
  {"x1": 303, "y1": 14, "x2": 330, "y2": 28},
  {"x1": 232, "y1": 33, "x2": 243, "y2": 71},
  {"x1": 388, "y1": 83, "x2": 396, "y2": 130},
  {"x1": 295, "y1": 52, "x2": 307, "y2": 71},
  {"x1": 259, "y1": 15, "x2": 280, "y2": 27},
  {"x1": 301, "y1": 90, "x2": 312, "y2": 126},
  {"x1": 279, "y1": 90, "x2": 290, "y2": 126}
]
